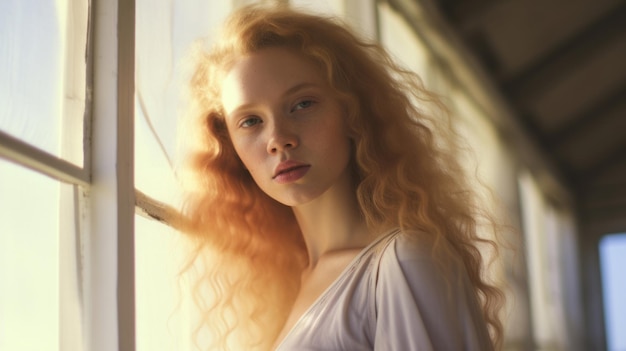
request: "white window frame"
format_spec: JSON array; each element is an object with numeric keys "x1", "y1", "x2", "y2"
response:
[
  {"x1": 0, "y1": 1, "x2": 138, "y2": 350},
  {"x1": 87, "y1": 0, "x2": 136, "y2": 350}
]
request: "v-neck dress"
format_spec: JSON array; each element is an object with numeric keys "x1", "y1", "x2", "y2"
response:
[{"x1": 275, "y1": 230, "x2": 493, "y2": 351}]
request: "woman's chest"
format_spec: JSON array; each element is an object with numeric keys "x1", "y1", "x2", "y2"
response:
[
  {"x1": 274, "y1": 253, "x2": 379, "y2": 350},
  {"x1": 275, "y1": 253, "x2": 359, "y2": 345}
]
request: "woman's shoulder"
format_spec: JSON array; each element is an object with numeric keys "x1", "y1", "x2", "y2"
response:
[
  {"x1": 373, "y1": 228, "x2": 468, "y2": 293},
  {"x1": 373, "y1": 229, "x2": 438, "y2": 264},
  {"x1": 371, "y1": 229, "x2": 493, "y2": 350}
]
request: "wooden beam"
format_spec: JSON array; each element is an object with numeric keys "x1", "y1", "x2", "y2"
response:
[
  {"x1": 503, "y1": 3, "x2": 626, "y2": 100},
  {"x1": 547, "y1": 83, "x2": 626, "y2": 149},
  {"x1": 437, "y1": 0, "x2": 502, "y2": 24},
  {"x1": 579, "y1": 141, "x2": 626, "y2": 184}
]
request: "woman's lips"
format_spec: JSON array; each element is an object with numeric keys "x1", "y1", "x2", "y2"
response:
[
  {"x1": 273, "y1": 165, "x2": 311, "y2": 183},
  {"x1": 273, "y1": 161, "x2": 311, "y2": 184}
]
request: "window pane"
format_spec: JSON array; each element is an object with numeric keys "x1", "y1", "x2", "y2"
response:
[
  {"x1": 378, "y1": 3, "x2": 430, "y2": 80},
  {"x1": 133, "y1": 3, "x2": 259, "y2": 349},
  {"x1": 134, "y1": 0, "x2": 234, "y2": 204},
  {"x1": 289, "y1": 0, "x2": 344, "y2": 15},
  {"x1": 0, "y1": 159, "x2": 59, "y2": 351},
  {"x1": 135, "y1": 215, "x2": 190, "y2": 351},
  {"x1": 0, "y1": 0, "x2": 88, "y2": 166},
  {"x1": 600, "y1": 233, "x2": 626, "y2": 351}
]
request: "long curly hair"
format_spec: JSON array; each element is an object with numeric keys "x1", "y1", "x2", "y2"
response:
[{"x1": 179, "y1": 3, "x2": 504, "y2": 350}]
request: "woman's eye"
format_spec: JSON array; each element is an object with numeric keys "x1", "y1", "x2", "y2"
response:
[
  {"x1": 292, "y1": 100, "x2": 314, "y2": 111},
  {"x1": 240, "y1": 116, "x2": 262, "y2": 128}
]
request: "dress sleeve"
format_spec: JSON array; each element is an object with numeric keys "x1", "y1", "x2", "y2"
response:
[{"x1": 373, "y1": 234, "x2": 493, "y2": 351}]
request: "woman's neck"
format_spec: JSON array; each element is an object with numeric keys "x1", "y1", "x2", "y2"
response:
[{"x1": 292, "y1": 181, "x2": 374, "y2": 269}]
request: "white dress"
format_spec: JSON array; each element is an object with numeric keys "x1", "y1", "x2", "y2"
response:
[{"x1": 275, "y1": 230, "x2": 493, "y2": 350}]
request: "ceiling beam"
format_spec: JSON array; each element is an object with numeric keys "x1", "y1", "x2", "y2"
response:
[
  {"x1": 582, "y1": 183, "x2": 626, "y2": 215},
  {"x1": 578, "y1": 141, "x2": 626, "y2": 185},
  {"x1": 547, "y1": 83, "x2": 626, "y2": 149},
  {"x1": 515, "y1": 108, "x2": 580, "y2": 189},
  {"x1": 503, "y1": 3, "x2": 626, "y2": 100},
  {"x1": 436, "y1": 0, "x2": 502, "y2": 24}
]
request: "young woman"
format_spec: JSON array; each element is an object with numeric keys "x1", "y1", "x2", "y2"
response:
[{"x1": 179, "y1": 4, "x2": 504, "y2": 350}]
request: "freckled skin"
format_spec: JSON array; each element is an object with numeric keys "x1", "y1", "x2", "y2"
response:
[{"x1": 221, "y1": 48, "x2": 353, "y2": 207}]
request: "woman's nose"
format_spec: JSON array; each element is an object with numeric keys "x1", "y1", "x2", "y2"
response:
[{"x1": 267, "y1": 120, "x2": 299, "y2": 154}]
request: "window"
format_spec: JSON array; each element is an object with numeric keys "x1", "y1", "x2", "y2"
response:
[
  {"x1": 1, "y1": 0, "x2": 138, "y2": 350},
  {"x1": 600, "y1": 233, "x2": 626, "y2": 351},
  {"x1": 0, "y1": 160, "x2": 63, "y2": 350},
  {"x1": 0, "y1": 1, "x2": 88, "y2": 350},
  {"x1": 518, "y1": 172, "x2": 584, "y2": 350}
]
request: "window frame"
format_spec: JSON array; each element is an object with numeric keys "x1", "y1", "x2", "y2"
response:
[
  {"x1": 0, "y1": 1, "x2": 138, "y2": 350},
  {"x1": 87, "y1": 0, "x2": 136, "y2": 350},
  {"x1": 0, "y1": 130, "x2": 89, "y2": 186}
]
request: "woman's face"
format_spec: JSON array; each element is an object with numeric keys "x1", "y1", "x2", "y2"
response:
[{"x1": 220, "y1": 47, "x2": 353, "y2": 207}]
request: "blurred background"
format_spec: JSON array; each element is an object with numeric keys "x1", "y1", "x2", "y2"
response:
[{"x1": 0, "y1": 0, "x2": 624, "y2": 350}]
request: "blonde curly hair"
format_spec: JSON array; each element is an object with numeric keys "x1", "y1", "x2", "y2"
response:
[{"x1": 179, "y1": 4, "x2": 504, "y2": 350}]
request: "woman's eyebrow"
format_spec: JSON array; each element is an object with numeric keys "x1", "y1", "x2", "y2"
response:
[
  {"x1": 226, "y1": 82, "x2": 320, "y2": 119},
  {"x1": 226, "y1": 103, "x2": 256, "y2": 120},
  {"x1": 282, "y1": 82, "x2": 318, "y2": 97}
]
